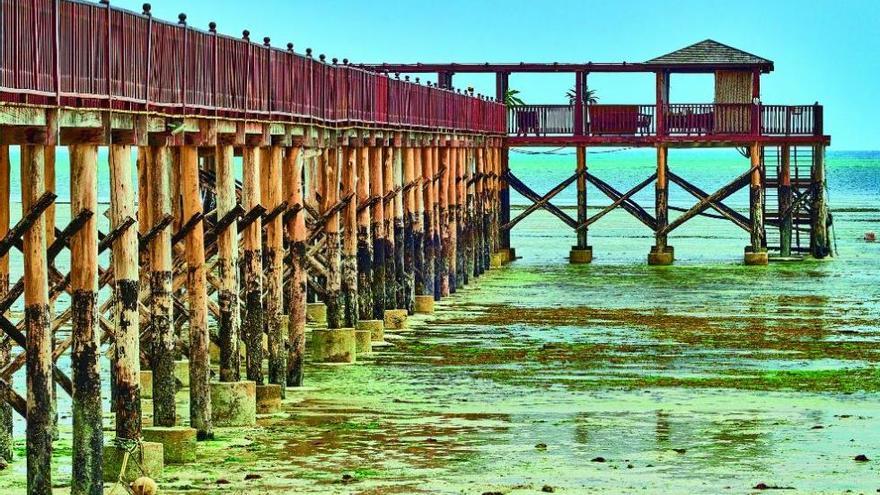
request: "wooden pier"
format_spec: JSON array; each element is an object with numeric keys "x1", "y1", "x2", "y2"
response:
[
  {"x1": 0, "y1": 1, "x2": 505, "y2": 493},
  {"x1": 365, "y1": 39, "x2": 833, "y2": 264},
  {"x1": 0, "y1": 3, "x2": 831, "y2": 494}
]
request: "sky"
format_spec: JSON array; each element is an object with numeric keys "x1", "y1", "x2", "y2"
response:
[{"x1": 112, "y1": 0, "x2": 879, "y2": 149}]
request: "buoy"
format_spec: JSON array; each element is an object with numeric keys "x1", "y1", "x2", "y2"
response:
[{"x1": 131, "y1": 476, "x2": 159, "y2": 495}]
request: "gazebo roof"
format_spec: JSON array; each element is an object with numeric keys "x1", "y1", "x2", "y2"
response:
[{"x1": 645, "y1": 39, "x2": 774, "y2": 72}]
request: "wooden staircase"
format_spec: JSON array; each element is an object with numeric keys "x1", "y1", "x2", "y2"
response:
[{"x1": 763, "y1": 146, "x2": 815, "y2": 256}]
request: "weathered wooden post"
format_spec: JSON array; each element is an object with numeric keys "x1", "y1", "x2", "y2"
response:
[
  {"x1": 432, "y1": 143, "x2": 442, "y2": 298},
  {"x1": 499, "y1": 143, "x2": 511, "y2": 261},
  {"x1": 474, "y1": 144, "x2": 486, "y2": 276},
  {"x1": 370, "y1": 139, "x2": 387, "y2": 320},
  {"x1": 0, "y1": 146, "x2": 11, "y2": 465},
  {"x1": 571, "y1": 146, "x2": 592, "y2": 263},
  {"x1": 108, "y1": 143, "x2": 141, "y2": 443},
  {"x1": 745, "y1": 142, "x2": 769, "y2": 265},
  {"x1": 421, "y1": 142, "x2": 436, "y2": 301},
  {"x1": 341, "y1": 140, "x2": 359, "y2": 327},
  {"x1": 456, "y1": 144, "x2": 466, "y2": 289},
  {"x1": 215, "y1": 142, "x2": 240, "y2": 382},
  {"x1": 383, "y1": 143, "x2": 397, "y2": 310},
  {"x1": 261, "y1": 145, "x2": 285, "y2": 393},
  {"x1": 448, "y1": 138, "x2": 459, "y2": 292},
  {"x1": 241, "y1": 144, "x2": 264, "y2": 383},
  {"x1": 21, "y1": 143, "x2": 53, "y2": 494},
  {"x1": 356, "y1": 136, "x2": 374, "y2": 321},
  {"x1": 284, "y1": 145, "x2": 307, "y2": 385},
  {"x1": 393, "y1": 135, "x2": 407, "y2": 310},
  {"x1": 779, "y1": 145, "x2": 792, "y2": 257},
  {"x1": 403, "y1": 139, "x2": 416, "y2": 312},
  {"x1": 413, "y1": 137, "x2": 432, "y2": 314},
  {"x1": 648, "y1": 145, "x2": 674, "y2": 265},
  {"x1": 69, "y1": 143, "x2": 103, "y2": 493},
  {"x1": 464, "y1": 143, "x2": 476, "y2": 283},
  {"x1": 325, "y1": 140, "x2": 344, "y2": 328},
  {"x1": 180, "y1": 145, "x2": 212, "y2": 439},
  {"x1": 146, "y1": 143, "x2": 176, "y2": 426},
  {"x1": 810, "y1": 145, "x2": 830, "y2": 258},
  {"x1": 438, "y1": 142, "x2": 451, "y2": 297}
]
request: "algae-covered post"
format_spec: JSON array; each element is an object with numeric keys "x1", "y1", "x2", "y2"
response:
[
  {"x1": 746, "y1": 142, "x2": 768, "y2": 265},
  {"x1": 356, "y1": 135, "x2": 374, "y2": 321},
  {"x1": 180, "y1": 145, "x2": 212, "y2": 439},
  {"x1": 0, "y1": 146, "x2": 12, "y2": 464},
  {"x1": 21, "y1": 143, "x2": 53, "y2": 494},
  {"x1": 69, "y1": 143, "x2": 102, "y2": 494},
  {"x1": 403, "y1": 139, "x2": 416, "y2": 312},
  {"x1": 215, "y1": 142, "x2": 241, "y2": 383},
  {"x1": 383, "y1": 141, "x2": 397, "y2": 311},
  {"x1": 779, "y1": 145, "x2": 792, "y2": 257},
  {"x1": 262, "y1": 145, "x2": 285, "y2": 391},
  {"x1": 242, "y1": 142, "x2": 265, "y2": 383},
  {"x1": 811, "y1": 145, "x2": 829, "y2": 258},
  {"x1": 370, "y1": 138, "x2": 387, "y2": 320},
  {"x1": 146, "y1": 142, "x2": 177, "y2": 427},
  {"x1": 421, "y1": 142, "x2": 436, "y2": 301},
  {"x1": 284, "y1": 145, "x2": 307, "y2": 386},
  {"x1": 108, "y1": 143, "x2": 141, "y2": 442},
  {"x1": 325, "y1": 137, "x2": 343, "y2": 329},
  {"x1": 341, "y1": 140, "x2": 359, "y2": 327},
  {"x1": 393, "y1": 134, "x2": 407, "y2": 310}
]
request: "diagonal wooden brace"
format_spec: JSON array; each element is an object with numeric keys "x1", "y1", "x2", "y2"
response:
[
  {"x1": 502, "y1": 171, "x2": 581, "y2": 231},
  {"x1": 586, "y1": 172, "x2": 657, "y2": 231},
  {"x1": 667, "y1": 170, "x2": 751, "y2": 232},
  {"x1": 505, "y1": 172, "x2": 577, "y2": 229},
  {"x1": 577, "y1": 173, "x2": 656, "y2": 231},
  {"x1": 660, "y1": 164, "x2": 758, "y2": 236}
]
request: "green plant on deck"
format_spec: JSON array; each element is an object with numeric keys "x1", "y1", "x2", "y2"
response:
[
  {"x1": 504, "y1": 89, "x2": 525, "y2": 107},
  {"x1": 567, "y1": 87, "x2": 599, "y2": 105}
]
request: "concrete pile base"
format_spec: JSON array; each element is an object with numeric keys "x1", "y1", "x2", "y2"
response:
[
  {"x1": 210, "y1": 381, "x2": 257, "y2": 427},
  {"x1": 142, "y1": 426, "x2": 197, "y2": 464},
  {"x1": 312, "y1": 328, "x2": 356, "y2": 363},
  {"x1": 256, "y1": 384, "x2": 283, "y2": 414},
  {"x1": 384, "y1": 309, "x2": 408, "y2": 331}
]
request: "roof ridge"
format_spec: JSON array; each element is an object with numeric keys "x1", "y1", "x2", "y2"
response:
[{"x1": 645, "y1": 40, "x2": 772, "y2": 67}]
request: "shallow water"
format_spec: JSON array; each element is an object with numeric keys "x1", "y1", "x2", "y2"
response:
[{"x1": 0, "y1": 149, "x2": 878, "y2": 493}]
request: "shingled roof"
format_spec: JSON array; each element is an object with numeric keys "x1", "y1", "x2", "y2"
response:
[{"x1": 645, "y1": 40, "x2": 773, "y2": 71}]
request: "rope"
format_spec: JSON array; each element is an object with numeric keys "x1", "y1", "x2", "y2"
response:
[{"x1": 109, "y1": 437, "x2": 148, "y2": 495}]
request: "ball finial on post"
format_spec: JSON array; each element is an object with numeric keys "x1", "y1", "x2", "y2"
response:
[
  {"x1": 178, "y1": 13, "x2": 187, "y2": 25},
  {"x1": 343, "y1": 58, "x2": 349, "y2": 65},
  {"x1": 263, "y1": 37, "x2": 271, "y2": 47},
  {"x1": 142, "y1": 3, "x2": 151, "y2": 15},
  {"x1": 242, "y1": 30, "x2": 250, "y2": 41},
  {"x1": 332, "y1": 57, "x2": 338, "y2": 65},
  {"x1": 209, "y1": 21, "x2": 217, "y2": 33},
  {"x1": 287, "y1": 43, "x2": 294, "y2": 52},
  {"x1": 305, "y1": 48, "x2": 312, "y2": 57},
  {"x1": 319, "y1": 54, "x2": 326, "y2": 62}
]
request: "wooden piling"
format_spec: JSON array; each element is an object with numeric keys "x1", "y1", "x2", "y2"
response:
[
  {"x1": 108, "y1": 144, "x2": 141, "y2": 441},
  {"x1": 499, "y1": 145, "x2": 511, "y2": 251},
  {"x1": 383, "y1": 144, "x2": 397, "y2": 311},
  {"x1": 242, "y1": 145, "x2": 264, "y2": 384},
  {"x1": 370, "y1": 141, "x2": 386, "y2": 320},
  {"x1": 261, "y1": 146, "x2": 285, "y2": 391},
  {"x1": 146, "y1": 144, "x2": 176, "y2": 427},
  {"x1": 215, "y1": 144, "x2": 240, "y2": 382},
  {"x1": 464, "y1": 144, "x2": 476, "y2": 281},
  {"x1": 325, "y1": 140, "x2": 343, "y2": 328},
  {"x1": 393, "y1": 138, "x2": 407, "y2": 310},
  {"x1": 21, "y1": 144, "x2": 53, "y2": 494},
  {"x1": 403, "y1": 141, "x2": 416, "y2": 312},
  {"x1": 284, "y1": 145, "x2": 307, "y2": 386},
  {"x1": 356, "y1": 139, "x2": 374, "y2": 321},
  {"x1": 449, "y1": 140, "x2": 459, "y2": 291},
  {"x1": 421, "y1": 142, "x2": 436, "y2": 300},
  {"x1": 474, "y1": 145, "x2": 486, "y2": 276},
  {"x1": 655, "y1": 145, "x2": 669, "y2": 250},
  {"x1": 576, "y1": 146, "x2": 588, "y2": 249},
  {"x1": 69, "y1": 144, "x2": 103, "y2": 494},
  {"x1": 456, "y1": 145, "x2": 466, "y2": 288},
  {"x1": 749, "y1": 143, "x2": 765, "y2": 252},
  {"x1": 413, "y1": 139, "x2": 427, "y2": 298},
  {"x1": 181, "y1": 146, "x2": 212, "y2": 439},
  {"x1": 779, "y1": 145, "x2": 792, "y2": 257},
  {"x1": 341, "y1": 143, "x2": 359, "y2": 327},
  {"x1": 0, "y1": 146, "x2": 10, "y2": 465},
  {"x1": 438, "y1": 143, "x2": 450, "y2": 297},
  {"x1": 810, "y1": 145, "x2": 829, "y2": 258}
]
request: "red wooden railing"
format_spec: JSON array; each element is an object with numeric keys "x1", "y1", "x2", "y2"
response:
[
  {"x1": 0, "y1": 0, "x2": 505, "y2": 134},
  {"x1": 507, "y1": 103, "x2": 823, "y2": 138}
]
